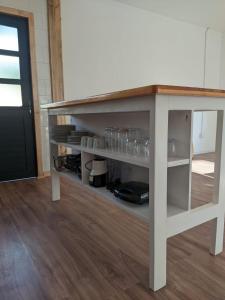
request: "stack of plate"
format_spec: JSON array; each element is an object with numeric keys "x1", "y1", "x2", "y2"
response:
[
  {"x1": 52, "y1": 125, "x2": 76, "y2": 142},
  {"x1": 67, "y1": 130, "x2": 89, "y2": 145}
]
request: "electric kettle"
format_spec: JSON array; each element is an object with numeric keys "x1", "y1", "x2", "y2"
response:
[{"x1": 85, "y1": 158, "x2": 107, "y2": 187}]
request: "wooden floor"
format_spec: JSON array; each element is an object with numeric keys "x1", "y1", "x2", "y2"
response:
[
  {"x1": 191, "y1": 152, "x2": 215, "y2": 208},
  {"x1": 0, "y1": 154, "x2": 225, "y2": 300}
]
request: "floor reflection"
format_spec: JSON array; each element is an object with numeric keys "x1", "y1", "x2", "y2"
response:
[{"x1": 191, "y1": 153, "x2": 215, "y2": 209}]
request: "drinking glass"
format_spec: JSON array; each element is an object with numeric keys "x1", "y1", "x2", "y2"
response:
[
  {"x1": 104, "y1": 127, "x2": 113, "y2": 151},
  {"x1": 117, "y1": 128, "x2": 128, "y2": 153},
  {"x1": 111, "y1": 128, "x2": 119, "y2": 152},
  {"x1": 133, "y1": 139, "x2": 145, "y2": 157},
  {"x1": 87, "y1": 137, "x2": 94, "y2": 148},
  {"x1": 128, "y1": 128, "x2": 142, "y2": 140},
  {"x1": 124, "y1": 138, "x2": 134, "y2": 156},
  {"x1": 143, "y1": 138, "x2": 150, "y2": 158},
  {"x1": 93, "y1": 137, "x2": 105, "y2": 150},
  {"x1": 81, "y1": 136, "x2": 89, "y2": 148},
  {"x1": 168, "y1": 138, "x2": 177, "y2": 157},
  {"x1": 127, "y1": 128, "x2": 141, "y2": 156}
]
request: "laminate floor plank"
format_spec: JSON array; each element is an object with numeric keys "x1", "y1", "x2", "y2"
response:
[
  {"x1": 0, "y1": 153, "x2": 224, "y2": 299},
  {"x1": 0, "y1": 191, "x2": 48, "y2": 300}
]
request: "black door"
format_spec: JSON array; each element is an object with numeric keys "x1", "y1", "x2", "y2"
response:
[{"x1": 0, "y1": 13, "x2": 37, "y2": 181}]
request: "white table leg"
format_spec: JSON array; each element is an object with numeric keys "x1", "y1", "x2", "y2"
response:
[
  {"x1": 210, "y1": 110, "x2": 225, "y2": 255},
  {"x1": 210, "y1": 216, "x2": 224, "y2": 255},
  {"x1": 51, "y1": 148, "x2": 60, "y2": 201},
  {"x1": 149, "y1": 96, "x2": 168, "y2": 291},
  {"x1": 48, "y1": 115, "x2": 60, "y2": 201}
]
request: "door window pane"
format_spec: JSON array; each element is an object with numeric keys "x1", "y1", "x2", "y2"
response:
[
  {"x1": 0, "y1": 25, "x2": 19, "y2": 51},
  {"x1": 0, "y1": 84, "x2": 22, "y2": 107},
  {"x1": 0, "y1": 55, "x2": 20, "y2": 79}
]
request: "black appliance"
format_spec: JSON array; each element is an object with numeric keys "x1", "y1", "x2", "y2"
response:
[
  {"x1": 65, "y1": 154, "x2": 81, "y2": 170},
  {"x1": 112, "y1": 181, "x2": 149, "y2": 205},
  {"x1": 54, "y1": 154, "x2": 81, "y2": 178}
]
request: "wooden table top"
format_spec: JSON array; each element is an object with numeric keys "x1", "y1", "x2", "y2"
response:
[{"x1": 42, "y1": 85, "x2": 225, "y2": 110}]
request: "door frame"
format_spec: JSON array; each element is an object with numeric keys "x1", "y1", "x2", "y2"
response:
[
  {"x1": 0, "y1": 5, "x2": 43, "y2": 178},
  {"x1": 48, "y1": 0, "x2": 68, "y2": 157}
]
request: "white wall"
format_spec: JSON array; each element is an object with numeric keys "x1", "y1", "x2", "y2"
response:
[
  {"x1": 61, "y1": 0, "x2": 222, "y2": 155},
  {"x1": 205, "y1": 29, "x2": 222, "y2": 88},
  {"x1": 220, "y1": 33, "x2": 225, "y2": 90},
  {"x1": 192, "y1": 29, "x2": 222, "y2": 154},
  {"x1": 115, "y1": 0, "x2": 225, "y2": 32},
  {"x1": 61, "y1": 0, "x2": 222, "y2": 100},
  {"x1": 0, "y1": 0, "x2": 51, "y2": 171},
  {"x1": 193, "y1": 112, "x2": 217, "y2": 154}
]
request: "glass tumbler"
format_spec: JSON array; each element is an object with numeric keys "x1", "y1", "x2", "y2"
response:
[
  {"x1": 104, "y1": 127, "x2": 113, "y2": 151},
  {"x1": 111, "y1": 128, "x2": 119, "y2": 152},
  {"x1": 117, "y1": 128, "x2": 128, "y2": 153},
  {"x1": 128, "y1": 128, "x2": 142, "y2": 140},
  {"x1": 93, "y1": 137, "x2": 105, "y2": 150},
  {"x1": 168, "y1": 138, "x2": 177, "y2": 157},
  {"x1": 144, "y1": 138, "x2": 150, "y2": 158},
  {"x1": 133, "y1": 139, "x2": 144, "y2": 157},
  {"x1": 81, "y1": 136, "x2": 89, "y2": 148},
  {"x1": 87, "y1": 136, "x2": 94, "y2": 148},
  {"x1": 125, "y1": 138, "x2": 135, "y2": 156}
]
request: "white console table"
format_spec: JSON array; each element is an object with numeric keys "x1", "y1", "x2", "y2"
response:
[{"x1": 42, "y1": 85, "x2": 225, "y2": 291}]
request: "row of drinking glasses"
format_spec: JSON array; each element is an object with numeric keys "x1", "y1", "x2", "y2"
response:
[
  {"x1": 81, "y1": 136, "x2": 105, "y2": 149},
  {"x1": 80, "y1": 128, "x2": 150, "y2": 158},
  {"x1": 104, "y1": 127, "x2": 150, "y2": 158},
  {"x1": 79, "y1": 130, "x2": 182, "y2": 159}
]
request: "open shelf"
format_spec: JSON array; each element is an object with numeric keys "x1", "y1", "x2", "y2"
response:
[
  {"x1": 57, "y1": 168, "x2": 186, "y2": 221},
  {"x1": 51, "y1": 140, "x2": 150, "y2": 168},
  {"x1": 51, "y1": 140, "x2": 81, "y2": 150},
  {"x1": 51, "y1": 140, "x2": 189, "y2": 169},
  {"x1": 167, "y1": 165, "x2": 190, "y2": 216},
  {"x1": 168, "y1": 157, "x2": 190, "y2": 168},
  {"x1": 167, "y1": 203, "x2": 187, "y2": 217},
  {"x1": 58, "y1": 168, "x2": 149, "y2": 221}
]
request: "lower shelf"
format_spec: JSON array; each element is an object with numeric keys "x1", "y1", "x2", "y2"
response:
[
  {"x1": 56, "y1": 169, "x2": 186, "y2": 221},
  {"x1": 59, "y1": 169, "x2": 149, "y2": 221},
  {"x1": 167, "y1": 204, "x2": 187, "y2": 217}
]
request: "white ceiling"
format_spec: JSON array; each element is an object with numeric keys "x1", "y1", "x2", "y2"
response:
[{"x1": 115, "y1": 0, "x2": 225, "y2": 32}]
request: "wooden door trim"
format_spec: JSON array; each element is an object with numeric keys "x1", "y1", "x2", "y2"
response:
[
  {"x1": 47, "y1": 0, "x2": 64, "y2": 102},
  {"x1": 48, "y1": 0, "x2": 67, "y2": 156},
  {"x1": 0, "y1": 5, "x2": 44, "y2": 178},
  {"x1": 47, "y1": 0, "x2": 66, "y2": 125}
]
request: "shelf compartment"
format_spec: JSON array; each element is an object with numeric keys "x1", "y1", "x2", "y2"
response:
[
  {"x1": 168, "y1": 110, "x2": 192, "y2": 159},
  {"x1": 51, "y1": 140, "x2": 150, "y2": 168},
  {"x1": 167, "y1": 165, "x2": 190, "y2": 216},
  {"x1": 167, "y1": 203, "x2": 187, "y2": 217},
  {"x1": 51, "y1": 140, "x2": 189, "y2": 169},
  {"x1": 168, "y1": 157, "x2": 190, "y2": 168},
  {"x1": 57, "y1": 168, "x2": 149, "y2": 221},
  {"x1": 56, "y1": 168, "x2": 189, "y2": 221}
]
